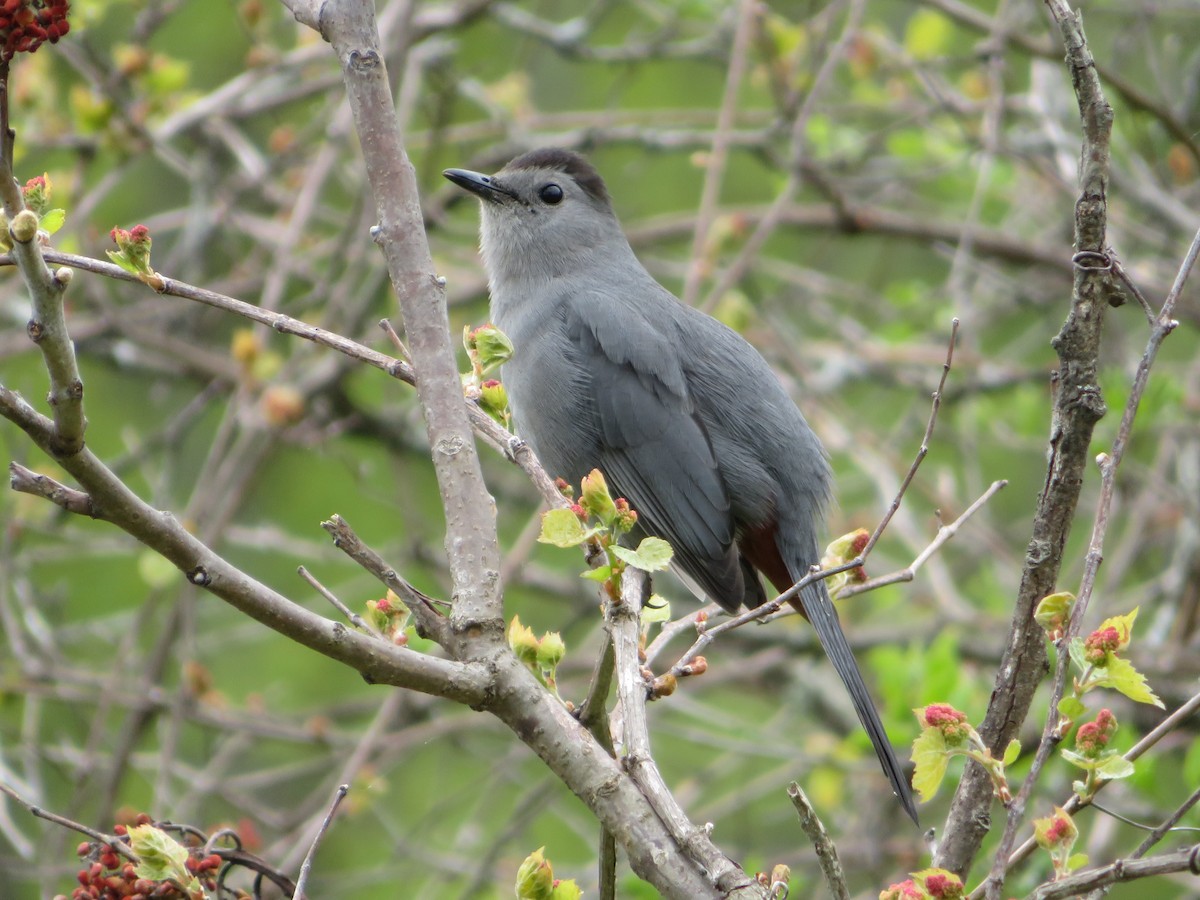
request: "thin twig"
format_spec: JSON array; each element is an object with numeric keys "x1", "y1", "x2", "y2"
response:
[
  {"x1": 1028, "y1": 844, "x2": 1200, "y2": 900},
  {"x1": 319, "y1": 514, "x2": 450, "y2": 644},
  {"x1": 292, "y1": 782, "x2": 349, "y2": 900},
  {"x1": 841, "y1": 479, "x2": 1005, "y2": 598},
  {"x1": 0, "y1": 781, "x2": 138, "y2": 862},
  {"x1": 8, "y1": 462, "x2": 96, "y2": 516},
  {"x1": 858, "y1": 318, "x2": 959, "y2": 560},
  {"x1": 297, "y1": 565, "x2": 384, "y2": 640}
]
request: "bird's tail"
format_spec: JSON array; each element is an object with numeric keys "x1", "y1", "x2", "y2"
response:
[{"x1": 792, "y1": 581, "x2": 919, "y2": 825}]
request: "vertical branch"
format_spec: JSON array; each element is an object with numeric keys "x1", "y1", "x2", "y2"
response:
[
  {"x1": 0, "y1": 67, "x2": 86, "y2": 456},
  {"x1": 936, "y1": 1, "x2": 1114, "y2": 877},
  {"x1": 295, "y1": 0, "x2": 504, "y2": 645}
]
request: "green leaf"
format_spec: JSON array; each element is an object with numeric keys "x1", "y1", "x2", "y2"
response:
[
  {"x1": 1002, "y1": 739, "x2": 1021, "y2": 767},
  {"x1": 911, "y1": 727, "x2": 949, "y2": 803},
  {"x1": 611, "y1": 537, "x2": 673, "y2": 572},
  {"x1": 538, "y1": 508, "x2": 595, "y2": 548},
  {"x1": 581, "y1": 565, "x2": 612, "y2": 582},
  {"x1": 1059, "y1": 748, "x2": 1097, "y2": 771},
  {"x1": 1094, "y1": 655, "x2": 1164, "y2": 708},
  {"x1": 1067, "y1": 853, "x2": 1089, "y2": 872},
  {"x1": 40, "y1": 208, "x2": 66, "y2": 235},
  {"x1": 1057, "y1": 696, "x2": 1087, "y2": 719},
  {"x1": 1095, "y1": 755, "x2": 1135, "y2": 780},
  {"x1": 641, "y1": 595, "x2": 671, "y2": 624}
]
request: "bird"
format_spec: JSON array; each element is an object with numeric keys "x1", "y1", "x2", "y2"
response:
[{"x1": 444, "y1": 147, "x2": 918, "y2": 824}]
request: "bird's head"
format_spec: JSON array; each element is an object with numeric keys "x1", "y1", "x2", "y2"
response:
[{"x1": 444, "y1": 148, "x2": 628, "y2": 291}]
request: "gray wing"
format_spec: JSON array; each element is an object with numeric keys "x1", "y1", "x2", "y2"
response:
[{"x1": 562, "y1": 294, "x2": 747, "y2": 612}]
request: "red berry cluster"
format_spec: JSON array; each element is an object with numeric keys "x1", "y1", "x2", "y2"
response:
[
  {"x1": 60, "y1": 814, "x2": 221, "y2": 900},
  {"x1": 0, "y1": 0, "x2": 70, "y2": 60}
]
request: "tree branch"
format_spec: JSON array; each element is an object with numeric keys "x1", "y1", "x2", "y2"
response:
[{"x1": 936, "y1": 3, "x2": 1115, "y2": 877}]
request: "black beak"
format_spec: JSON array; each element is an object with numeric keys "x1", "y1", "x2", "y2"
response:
[{"x1": 443, "y1": 168, "x2": 512, "y2": 202}]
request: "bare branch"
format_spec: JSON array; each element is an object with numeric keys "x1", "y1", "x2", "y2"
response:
[
  {"x1": 320, "y1": 514, "x2": 451, "y2": 645},
  {"x1": 938, "y1": 2, "x2": 1115, "y2": 877},
  {"x1": 840, "y1": 479, "x2": 1008, "y2": 598},
  {"x1": 292, "y1": 783, "x2": 349, "y2": 900},
  {"x1": 1028, "y1": 844, "x2": 1200, "y2": 900},
  {"x1": 0, "y1": 385, "x2": 488, "y2": 704},
  {"x1": 786, "y1": 782, "x2": 849, "y2": 900}
]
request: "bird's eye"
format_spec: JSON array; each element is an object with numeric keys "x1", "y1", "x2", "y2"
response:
[{"x1": 538, "y1": 183, "x2": 564, "y2": 205}]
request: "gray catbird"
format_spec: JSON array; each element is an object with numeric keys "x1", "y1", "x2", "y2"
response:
[{"x1": 445, "y1": 148, "x2": 918, "y2": 824}]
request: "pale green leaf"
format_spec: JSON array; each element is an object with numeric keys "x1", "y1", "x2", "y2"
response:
[
  {"x1": 611, "y1": 536, "x2": 674, "y2": 572},
  {"x1": 1059, "y1": 748, "x2": 1096, "y2": 771},
  {"x1": 40, "y1": 208, "x2": 66, "y2": 235},
  {"x1": 1067, "y1": 637, "x2": 1088, "y2": 672},
  {"x1": 1002, "y1": 738, "x2": 1021, "y2": 767},
  {"x1": 640, "y1": 595, "x2": 671, "y2": 624},
  {"x1": 538, "y1": 508, "x2": 591, "y2": 548},
  {"x1": 550, "y1": 879, "x2": 583, "y2": 900},
  {"x1": 1095, "y1": 755, "x2": 1135, "y2": 780},
  {"x1": 911, "y1": 727, "x2": 949, "y2": 803},
  {"x1": 1057, "y1": 696, "x2": 1087, "y2": 719},
  {"x1": 1067, "y1": 853, "x2": 1089, "y2": 872},
  {"x1": 106, "y1": 249, "x2": 141, "y2": 275},
  {"x1": 1095, "y1": 655, "x2": 1163, "y2": 707},
  {"x1": 581, "y1": 565, "x2": 612, "y2": 582}
]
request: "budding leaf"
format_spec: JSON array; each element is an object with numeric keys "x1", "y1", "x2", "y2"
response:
[
  {"x1": 1034, "y1": 591, "x2": 1075, "y2": 637},
  {"x1": 1095, "y1": 755, "x2": 1135, "y2": 781},
  {"x1": 1002, "y1": 739, "x2": 1021, "y2": 767},
  {"x1": 1092, "y1": 655, "x2": 1163, "y2": 708},
  {"x1": 1067, "y1": 853, "x2": 1089, "y2": 872},
  {"x1": 128, "y1": 824, "x2": 194, "y2": 886},
  {"x1": 581, "y1": 565, "x2": 613, "y2": 583},
  {"x1": 1057, "y1": 696, "x2": 1087, "y2": 719},
  {"x1": 514, "y1": 846, "x2": 554, "y2": 900},
  {"x1": 1097, "y1": 607, "x2": 1138, "y2": 652},
  {"x1": 550, "y1": 880, "x2": 583, "y2": 900},
  {"x1": 579, "y1": 468, "x2": 618, "y2": 525},
  {"x1": 471, "y1": 325, "x2": 514, "y2": 374},
  {"x1": 538, "y1": 508, "x2": 597, "y2": 548},
  {"x1": 40, "y1": 208, "x2": 66, "y2": 235},
  {"x1": 611, "y1": 536, "x2": 673, "y2": 572},
  {"x1": 911, "y1": 727, "x2": 948, "y2": 803},
  {"x1": 1059, "y1": 748, "x2": 1096, "y2": 771}
]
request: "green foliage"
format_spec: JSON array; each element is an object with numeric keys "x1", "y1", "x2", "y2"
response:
[{"x1": 128, "y1": 825, "x2": 201, "y2": 893}]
